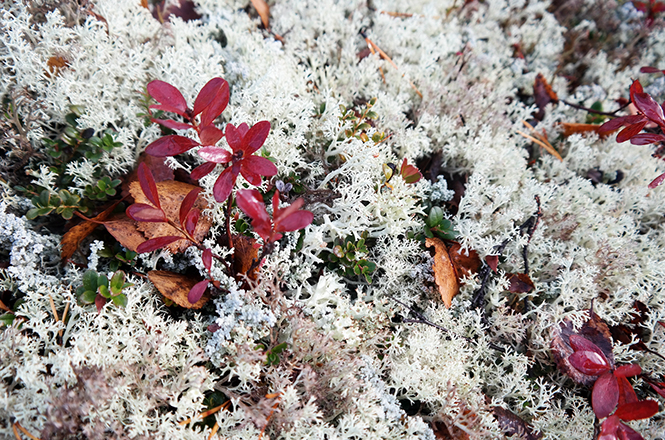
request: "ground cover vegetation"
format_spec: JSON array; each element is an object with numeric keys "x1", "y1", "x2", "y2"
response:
[{"x1": 2, "y1": 0, "x2": 665, "y2": 438}]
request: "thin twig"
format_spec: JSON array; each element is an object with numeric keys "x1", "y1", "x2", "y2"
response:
[
  {"x1": 179, "y1": 400, "x2": 231, "y2": 426},
  {"x1": 59, "y1": 300, "x2": 70, "y2": 339},
  {"x1": 391, "y1": 297, "x2": 471, "y2": 342},
  {"x1": 361, "y1": 34, "x2": 423, "y2": 98},
  {"x1": 518, "y1": 120, "x2": 562, "y2": 161},
  {"x1": 367, "y1": 41, "x2": 386, "y2": 83},
  {"x1": 13, "y1": 422, "x2": 42, "y2": 440},
  {"x1": 47, "y1": 294, "x2": 59, "y2": 322},
  {"x1": 561, "y1": 99, "x2": 631, "y2": 117}
]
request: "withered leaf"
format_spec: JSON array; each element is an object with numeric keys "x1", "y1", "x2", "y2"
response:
[
  {"x1": 559, "y1": 122, "x2": 602, "y2": 137},
  {"x1": 60, "y1": 202, "x2": 118, "y2": 261},
  {"x1": 430, "y1": 420, "x2": 470, "y2": 440},
  {"x1": 103, "y1": 213, "x2": 147, "y2": 252},
  {"x1": 130, "y1": 180, "x2": 211, "y2": 253},
  {"x1": 46, "y1": 56, "x2": 68, "y2": 78},
  {"x1": 551, "y1": 309, "x2": 615, "y2": 386},
  {"x1": 425, "y1": 237, "x2": 459, "y2": 308},
  {"x1": 447, "y1": 242, "x2": 481, "y2": 280},
  {"x1": 610, "y1": 301, "x2": 658, "y2": 356},
  {"x1": 493, "y1": 407, "x2": 542, "y2": 440},
  {"x1": 0, "y1": 299, "x2": 10, "y2": 313},
  {"x1": 250, "y1": 0, "x2": 270, "y2": 28},
  {"x1": 147, "y1": 270, "x2": 210, "y2": 309},
  {"x1": 506, "y1": 273, "x2": 535, "y2": 293},
  {"x1": 232, "y1": 234, "x2": 259, "y2": 280},
  {"x1": 533, "y1": 73, "x2": 558, "y2": 120},
  {"x1": 485, "y1": 255, "x2": 499, "y2": 272}
]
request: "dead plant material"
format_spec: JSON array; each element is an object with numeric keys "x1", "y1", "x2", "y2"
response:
[
  {"x1": 61, "y1": 202, "x2": 119, "y2": 261},
  {"x1": 362, "y1": 35, "x2": 423, "y2": 98},
  {"x1": 147, "y1": 270, "x2": 211, "y2": 309},
  {"x1": 517, "y1": 120, "x2": 563, "y2": 161},
  {"x1": 250, "y1": 0, "x2": 270, "y2": 29},
  {"x1": 425, "y1": 237, "x2": 459, "y2": 308}
]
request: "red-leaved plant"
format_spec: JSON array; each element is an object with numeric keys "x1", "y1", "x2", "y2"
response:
[
  {"x1": 135, "y1": 78, "x2": 313, "y2": 304},
  {"x1": 599, "y1": 69, "x2": 665, "y2": 188},
  {"x1": 567, "y1": 334, "x2": 659, "y2": 440}
]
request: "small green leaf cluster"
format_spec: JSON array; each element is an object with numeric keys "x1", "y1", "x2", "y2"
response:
[
  {"x1": 77, "y1": 269, "x2": 133, "y2": 309},
  {"x1": 423, "y1": 206, "x2": 458, "y2": 240},
  {"x1": 98, "y1": 243, "x2": 137, "y2": 271},
  {"x1": 257, "y1": 342, "x2": 288, "y2": 366},
  {"x1": 339, "y1": 98, "x2": 385, "y2": 143},
  {"x1": 586, "y1": 101, "x2": 607, "y2": 124},
  {"x1": 25, "y1": 189, "x2": 82, "y2": 220},
  {"x1": 326, "y1": 232, "x2": 377, "y2": 283},
  {"x1": 83, "y1": 176, "x2": 122, "y2": 201}
]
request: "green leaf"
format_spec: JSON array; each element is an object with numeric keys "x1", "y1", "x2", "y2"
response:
[
  {"x1": 0, "y1": 313, "x2": 15, "y2": 327},
  {"x1": 111, "y1": 294, "x2": 127, "y2": 308},
  {"x1": 82, "y1": 270, "x2": 98, "y2": 291},
  {"x1": 428, "y1": 207, "x2": 444, "y2": 227},
  {"x1": 272, "y1": 342, "x2": 287, "y2": 354},
  {"x1": 110, "y1": 271, "x2": 125, "y2": 295},
  {"x1": 98, "y1": 284, "x2": 110, "y2": 298},
  {"x1": 80, "y1": 290, "x2": 97, "y2": 304}
]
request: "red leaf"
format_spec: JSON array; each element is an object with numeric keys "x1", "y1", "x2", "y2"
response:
[
  {"x1": 199, "y1": 125, "x2": 225, "y2": 145},
  {"x1": 145, "y1": 135, "x2": 199, "y2": 156},
  {"x1": 243, "y1": 121, "x2": 271, "y2": 154},
  {"x1": 184, "y1": 209, "x2": 200, "y2": 236},
  {"x1": 239, "y1": 164, "x2": 262, "y2": 186},
  {"x1": 633, "y1": 1, "x2": 647, "y2": 11},
  {"x1": 273, "y1": 193, "x2": 303, "y2": 223},
  {"x1": 629, "y1": 79, "x2": 644, "y2": 97},
  {"x1": 614, "y1": 400, "x2": 659, "y2": 421},
  {"x1": 237, "y1": 122, "x2": 250, "y2": 138},
  {"x1": 198, "y1": 146, "x2": 232, "y2": 163},
  {"x1": 569, "y1": 334, "x2": 607, "y2": 357},
  {"x1": 569, "y1": 351, "x2": 612, "y2": 375},
  {"x1": 179, "y1": 187, "x2": 201, "y2": 226},
  {"x1": 241, "y1": 155, "x2": 278, "y2": 176},
  {"x1": 506, "y1": 273, "x2": 535, "y2": 293},
  {"x1": 127, "y1": 203, "x2": 167, "y2": 222},
  {"x1": 236, "y1": 189, "x2": 270, "y2": 225},
  {"x1": 188, "y1": 279, "x2": 210, "y2": 304},
  {"x1": 193, "y1": 78, "x2": 229, "y2": 127},
  {"x1": 485, "y1": 255, "x2": 499, "y2": 272},
  {"x1": 202, "y1": 248, "x2": 212, "y2": 272},
  {"x1": 225, "y1": 123, "x2": 241, "y2": 151},
  {"x1": 137, "y1": 236, "x2": 183, "y2": 253},
  {"x1": 617, "y1": 422, "x2": 644, "y2": 440},
  {"x1": 191, "y1": 162, "x2": 217, "y2": 180},
  {"x1": 592, "y1": 371, "x2": 619, "y2": 419},
  {"x1": 599, "y1": 115, "x2": 646, "y2": 135},
  {"x1": 616, "y1": 121, "x2": 648, "y2": 142},
  {"x1": 399, "y1": 158, "x2": 423, "y2": 183},
  {"x1": 649, "y1": 382, "x2": 665, "y2": 398},
  {"x1": 147, "y1": 80, "x2": 188, "y2": 116},
  {"x1": 138, "y1": 162, "x2": 161, "y2": 208},
  {"x1": 615, "y1": 364, "x2": 642, "y2": 378},
  {"x1": 213, "y1": 165, "x2": 239, "y2": 202},
  {"x1": 630, "y1": 133, "x2": 665, "y2": 145},
  {"x1": 95, "y1": 294, "x2": 107, "y2": 314},
  {"x1": 633, "y1": 92, "x2": 665, "y2": 125},
  {"x1": 598, "y1": 415, "x2": 620, "y2": 440},
  {"x1": 151, "y1": 118, "x2": 193, "y2": 131},
  {"x1": 617, "y1": 375, "x2": 639, "y2": 406},
  {"x1": 640, "y1": 66, "x2": 665, "y2": 74},
  {"x1": 276, "y1": 210, "x2": 313, "y2": 232}
]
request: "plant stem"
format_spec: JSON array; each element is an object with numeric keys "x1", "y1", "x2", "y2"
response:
[{"x1": 560, "y1": 99, "x2": 631, "y2": 117}]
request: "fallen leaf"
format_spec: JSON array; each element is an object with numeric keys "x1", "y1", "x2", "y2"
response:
[
  {"x1": 130, "y1": 180, "x2": 211, "y2": 253},
  {"x1": 425, "y1": 237, "x2": 459, "y2": 308},
  {"x1": 533, "y1": 73, "x2": 558, "y2": 120},
  {"x1": 103, "y1": 213, "x2": 147, "y2": 252},
  {"x1": 232, "y1": 234, "x2": 259, "y2": 280},
  {"x1": 493, "y1": 407, "x2": 542, "y2": 440},
  {"x1": 506, "y1": 273, "x2": 535, "y2": 293},
  {"x1": 560, "y1": 122, "x2": 602, "y2": 137},
  {"x1": 610, "y1": 301, "x2": 656, "y2": 355},
  {"x1": 250, "y1": 0, "x2": 270, "y2": 28},
  {"x1": 430, "y1": 421, "x2": 469, "y2": 440},
  {"x1": 46, "y1": 56, "x2": 68, "y2": 78},
  {"x1": 60, "y1": 202, "x2": 118, "y2": 261},
  {"x1": 140, "y1": 0, "x2": 148, "y2": 8},
  {"x1": 485, "y1": 255, "x2": 499, "y2": 272},
  {"x1": 447, "y1": 242, "x2": 481, "y2": 280},
  {"x1": 0, "y1": 299, "x2": 10, "y2": 313},
  {"x1": 148, "y1": 270, "x2": 211, "y2": 309},
  {"x1": 551, "y1": 309, "x2": 615, "y2": 386}
]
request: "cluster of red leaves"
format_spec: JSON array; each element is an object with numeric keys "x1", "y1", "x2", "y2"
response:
[
  {"x1": 598, "y1": 71, "x2": 665, "y2": 189},
  {"x1": 632, "y1": 0, "x2": 665, "y2": 26},
  {"x1": 552, "y1": 312, "x2": 660, "y2": 440},
  {"x1": 135, "y1": 78, "x2": 312, "y2": 304}
]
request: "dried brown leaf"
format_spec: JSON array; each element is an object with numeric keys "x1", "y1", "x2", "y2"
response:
[
  {"x1": 46, "y1": 56, "x2": 68, "y2": 78},
  {"x1": 560, "y1": 122, "x2": 602, "y2": 137},
  {"x1": 147, "y1": 270, "x2": 210, "y2": 309},
  {"x1": 493, "y1": 407, "x2": 542, "y2": 440},
  {"x1": 233, "y1": 235, "x2": 258, "y2": 280},
  {"x1": 121, "y1": 153, "x2": 174, "y2": 198},
  {"x1": 250, "y1": 0, "x2": 270, "y2": 28},
  {"x1": 448, "y1": 242, "x2": 481, "y2": 280},
  {"x1": 130, "y1": 180, "x2": 211, "y2": 253},
  {"x1": 425, "y1": 237, "x2": 459, "y2": 308},
  {"x1": 534, "y1": 73, "x2": 558, "y2": 120},
  {"x1": 103, "y1": 214, "x2": 147, "y2": 253},
  {"x1": 60, "y1": 203, "x2": 118, "y2": 261},
  {"x1": 506, "y1": 273, "x2": 535, "y2": 293}
]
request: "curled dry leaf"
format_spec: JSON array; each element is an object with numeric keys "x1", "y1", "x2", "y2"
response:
[
  {"x1": 232, "y1": 234, "x2": 259, "y2": 280},
  {"x1": 130, "y1": 180, "x2": 211, "y2": 253},
  {"x1": 147, "y1": 270, "x2": 210, "y2": 309},
  {"x1": 506, "y1": 273, "x2": 535, "y2": 293},
  {"x1": 60, "y1": 202, "x2": 118, "y2": 261},
  {"x1": 559, "y1": 122, "x2": 602, "y2": 137},
  {"x1": 485, "y1": 255, "x2": 499, "y2": 272},
  {"x1": 103, "y1": 213, "x2": 148, "y2": 252},
  {"x1": 533, "y1": 73, "x2": 558, "y2": 120},
  {"x1": 250, "y1": 0, "x2": 270, "y2": 28},
  {"x1": 425, "y1": 237, "x2": 459, "y2": 308},
  {"x1": 551, "y1": 309, "x2": 615, "y2": 386},
  {"x1": 447, "y1": 242, "x2": 481, "y2": 279},
  {"x1": 492, "y1": 407, "x2": 542, "y2": 440}
]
